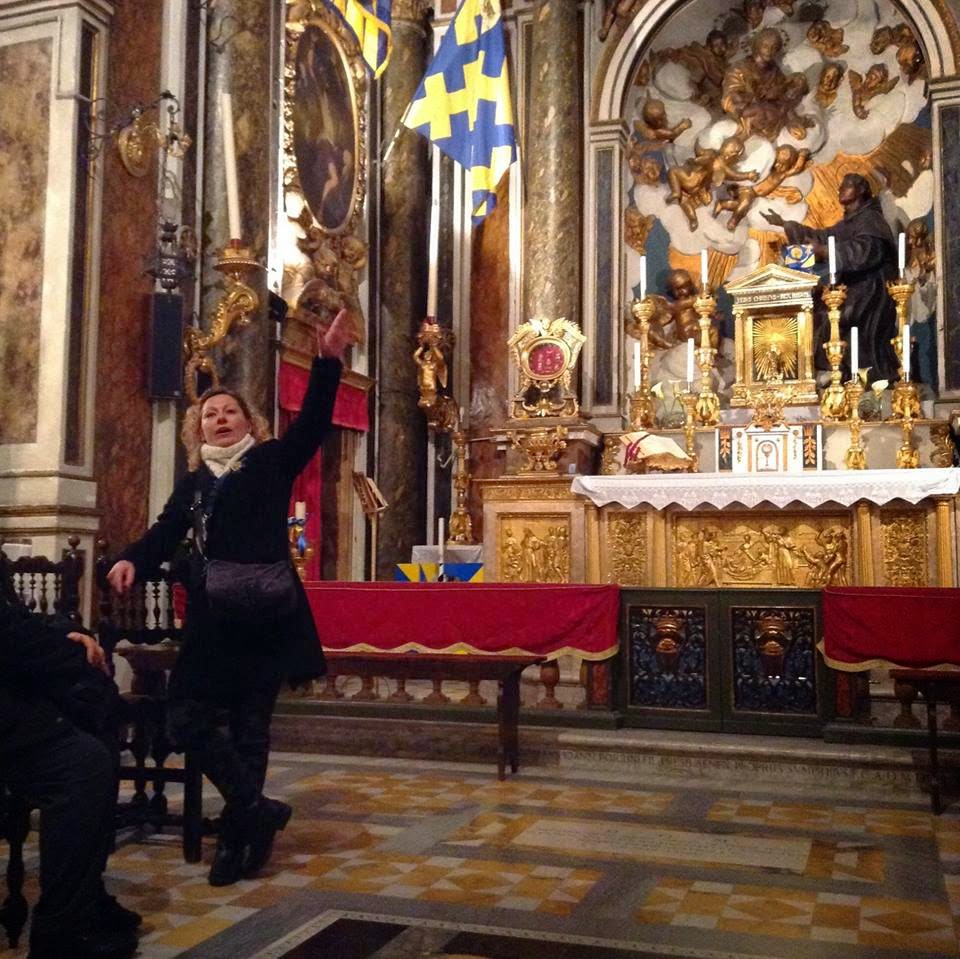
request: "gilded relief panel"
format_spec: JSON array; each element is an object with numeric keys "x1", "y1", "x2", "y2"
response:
[
  {"x1": 671, "y1": 514, "x2": 851, "y2": 588},
  {"x1": 880, "y1": 510, "x2": 928, "y2": 586},
  {"x1": 0, "y1": 38, "x2": 51, "y2": 444},
  {"x1": 498, "y1": 515, "x2": 570, "y2": 583},
  {"x1": 606, "y1": 512, "x2": 647, "y2": 585}
]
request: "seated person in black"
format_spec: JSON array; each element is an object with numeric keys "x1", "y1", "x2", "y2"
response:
[{"x1": 0, "y1": 588, "x2": 141, "y2": 959}]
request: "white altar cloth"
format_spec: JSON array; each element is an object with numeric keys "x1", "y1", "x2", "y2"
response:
[{"x1": 571, "y1": 468, "x2": 960, "y2": 511}]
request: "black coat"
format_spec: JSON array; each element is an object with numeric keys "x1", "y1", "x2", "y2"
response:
[
  {"x1": 785, "y1": 199, "x2": 899, "y2": 381},
  {"x1": 0, "y1": 600, "x2": 91, "y2": 756},
  {"x1": 120, "y1": 357, "x2": 342, "y2": 701}
]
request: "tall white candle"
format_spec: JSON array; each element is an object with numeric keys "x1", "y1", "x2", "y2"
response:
[
  {"x1": 898, "y1": 231, "x2": 906, "y2": 278},
  {"x1": 827, "y1": 235, "x2": 836, "y2": 284},
  {"x1": 427, "y1": 184, "x2": 440, "y2": 317},
  {"x1": 902, "y1": 325, "x2": 910, "y2": 381},
  {"x1": 294, "y1": 500, "x2": 306, "y2": 521},
  {"x1": 686, "y1": 337, "x2": 695, "y2": 386},
  {"x1": 639, "y1": 255, "x2": 647, "y2": 300},
  {"x1": 850, "y1": 326, "x2": 858, "y2": 380},
  {"x1": 700, "y1": 249, "x2": 709, "y2": 288},
  {"x1": 438, "y1": 516, "x2": 445, "y2": 547},
  {"x1": 220, "y1": 92, "x2": 242, "y2": 240},
  {"x1": 633, "y1": 341, "x2": 641, "y2": 391}
]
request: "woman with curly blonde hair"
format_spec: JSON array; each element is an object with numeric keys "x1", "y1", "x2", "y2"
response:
[{"x1": 108, "y1": 309, "x2": 351, "y2": 887}]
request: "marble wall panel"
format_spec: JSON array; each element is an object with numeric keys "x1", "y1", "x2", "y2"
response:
[
  {"x1": 93, "y1": 4, "x2": 163, "y2": 553},
  {"x1": 0, "y1": 38, "x2": 52, "y2": 445},
  {"x1": 940, "y1": 104, "x2": 960, "y2": 393}
]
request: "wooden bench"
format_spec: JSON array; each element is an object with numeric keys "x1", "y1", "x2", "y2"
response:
[
  {"x1": 324, "y1": 652, "x2": 545, "y2": 780},
  {"x1": 889, "y1": 668, "x2": 960, "y2": 814}
]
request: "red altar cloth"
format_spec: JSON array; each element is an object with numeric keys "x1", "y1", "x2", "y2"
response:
[
  {"x1": 304, "y1": 582, "x2": 619, "y2": 660},
  {"x1": 821, "y1": 587, "x2": 960, "y2": 671}
]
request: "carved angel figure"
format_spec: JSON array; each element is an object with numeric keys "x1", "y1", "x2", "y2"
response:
[
  {"x1": 598, "y1": 0, "x2": 642, "y2": 41},
  {"x1": 624, "y1": 204, "x2": 657, "y2": 256},
  {"x1": 645, "y1": 268, "x2": 721, "y2": 348},
  {"x1": 906, "y1": 218, "x2": 936, "y2": 286},
  {"x1": 628, "y1": 150, "x2": 663, "y2": 186},
  {"x1": 632, "y1": 97, "x2": 692, "y2": 151},
  {"x1": 414, "y1": 322, "x2": 449, "y2": 410},
  {"x1": 805, "y1": 19, "x2": 848, "y2": 58},
  {"x1": 667, "y1": 136, "x2": 758, "y2": 231},
  {"x1": 815, "y1": 62, "x2": 846, "y2": 109},
  {"x1": 849, "y1": 63, "x2": 899, "y2": 120},
  {"x1": 713, "y1": 144, "x2": 812, "y2": 230},
  {"x1": 661, "y1": 30, "x2": 732, "y2": 108}
]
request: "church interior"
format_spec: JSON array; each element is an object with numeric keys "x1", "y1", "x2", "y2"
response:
[{"x1": 4, "y1": 0, "x2": 960, "y2": 955}]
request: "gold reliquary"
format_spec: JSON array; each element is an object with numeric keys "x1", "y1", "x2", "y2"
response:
[
  {"x1": 507, "y1": 316, "x2": 585, "y2": 419},
  {"x1": 724, "y1": 263, "x2": 819, "y2": 408}
]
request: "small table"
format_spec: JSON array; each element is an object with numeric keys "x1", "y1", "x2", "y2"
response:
[
  {"x1": 325, "y1": 652, "x2": 544, "y2": 780},
  {"x1": 889, "y1": 668, "x2": 960, "y2": 814}
]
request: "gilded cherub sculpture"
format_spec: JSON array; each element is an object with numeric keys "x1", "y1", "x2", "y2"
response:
[
  {"x1": 645, "y1": 268, "x2": 721, "y2": 349},
  {"x1": 414, "y1": 321, "x2": 449, "y2": 411},
  {"x1": 628, "y1": 150, "x2": 662, "y2": 187},
  {"x1": 871, "y1": 23, "x2": 926, "y2": 84},
  {"x1": 666, "y1": 136, "x2": 758, "y2": 231},
  {"x1": 713, "y1": 144, "x2": 812, "y2": 231},
  {"x1": 906, "y1": 218, "x2": 936, "y2": 286},
  {"x1": 631, "y1": 97, "x2": 692, "y2": 151},
  {"x1": 624, "y1": 204, "x2": 656, "y2": 255},
  {"x1": 815, "y1": 62, "x2": 846, "y2": 109},
  {"x1": 598, "y1": 0, "x2": 642, "y2": 41},
  {"x1": 805, "y1": 20, "x2": 848, "y2": 58},
  {"x1": 849, "y1": 64, "x2": 899, "y2": 120}
]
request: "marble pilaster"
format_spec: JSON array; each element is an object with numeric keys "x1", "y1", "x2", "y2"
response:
[
  {"x1": 375, "y1": 2, "x2": 431, "y2": 579},
  {"x1": 199, "y1": 0, "x2": 273, "y2": 420},
  {"x1": 522, "y1": 0, "x2": 582, "y2": 327}
]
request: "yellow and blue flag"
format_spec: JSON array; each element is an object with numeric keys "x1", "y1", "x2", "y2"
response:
[
  {"x1": 402, "y1": 0, "x2": 517, "y2": 222},
  {"x1": 326, "y1": 0, "x2": 392, "y2": 78}
]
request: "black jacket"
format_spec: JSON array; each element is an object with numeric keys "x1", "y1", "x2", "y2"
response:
[
  {"x1": 120, "y1": 356, "x2": 342, "y2": 701},
  {"x1": 0, "y1": 600, "x2": 91, "y2": 756}
]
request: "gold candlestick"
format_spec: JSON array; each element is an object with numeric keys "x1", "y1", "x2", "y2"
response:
[
  {"x1": 448, "y1": 424, "x2": 475, "y2": 544},
  {"x1": 891, "y1": 378, "x2": 921, "y2": 422},
  {"x1": 288, "y1": 517, "x2": 313, "y2": 580},
  {"x1": 886, "y1": 277, "x2": 916, "y2": 379},
  {"x1": 896, "y1": 402, "x2": 920, "y2": 469},
  {"x1": 629, "y1": 297, "x2": 656, "y2": 429},
  {"x1": 844, "y1": 380, "x2": 866, "y2": 470},
  {"x1": 819, "y1": 284, "x2": 848, "y2": 421},
  {"x1": 680, "y1": 390, "x2": 700, "y2": 472},
  {"x1": 693, "y1": 288, "x2": 719, "y2": 426}
]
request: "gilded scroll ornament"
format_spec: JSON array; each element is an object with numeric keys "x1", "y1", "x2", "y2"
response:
[
  {"x1": 500, "y1": 523, "x2": 570, "y2": 583},
  {"x1": 607, "y1": 515, "x2": 647, "y2": 585},
  {"x1": 930, "y1": 423, "x2": 954, "y2": 468},
  {"x1": 509, "y1": 426, "x2": 569, "y2": 474},
  {"x1": 881, "y1": 512, "x2": 928, "y2": 586}
]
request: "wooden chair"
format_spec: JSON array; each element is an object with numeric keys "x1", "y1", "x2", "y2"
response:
[
  {"x1": 0, "y1": 540, "x2": 84, "y2": 947},
  {"x1": 96, "y1": 543, "x2": 206, "y2": 862}
]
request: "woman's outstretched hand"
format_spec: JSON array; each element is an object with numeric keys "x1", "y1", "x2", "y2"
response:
[
  {"x1": 318, "y1": 309, "x2": 352, "y2": 361},
  {"x1": 106, "y1": 560, "x2": 136, "y2": 596}
]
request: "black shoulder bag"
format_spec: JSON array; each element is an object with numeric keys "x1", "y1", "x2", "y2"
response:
[{"x1": 193, "y1": 478, "x2": 300, "y2": 625}]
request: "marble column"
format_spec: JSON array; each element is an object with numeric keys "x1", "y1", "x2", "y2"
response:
[
  {"x1": 376, "y1": 0, "x2": 431, "y2": 579},
  {"x1": 523, "y1": 0, "x2": 582, "y2": 326},
  {"x1": 200, "y1": 0, "x2": 273, "y2": 420}
]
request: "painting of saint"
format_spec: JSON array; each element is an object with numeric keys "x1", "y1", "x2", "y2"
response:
[{"x1": 293, "y1": 23, "x2": 357, "y2": 233}]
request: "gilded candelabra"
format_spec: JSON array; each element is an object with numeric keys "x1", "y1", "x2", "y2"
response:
[
  {"x1": 183, "y1": 239, "x2": 261, "y2": 402},
  {"x1": 819, "y1": 284, "x2": 848, "y2": 421},
  {"x1": 843, "y1": 380, "x2": 866, "y2": 470},
  {"x1": 680, "y1": 390, "x2": 700, "y2": 472},
  {"x1": 693, "y1": 288, "x2": 720, "y2": 426},
  {"x1": 887, "y1": 278, "x2": 921, "y2": 420},
  {"x1": 896, "y1": 400, "x2": 920, "y2": 469},
  {"x1": 448, "y1": 424, "x2": 474, "y2": 544},
  {"x1": 629, "y1": 297, "x2": 656, "y2": 429},
  {"x1": 288, "y1": 517, "x2": 313, "y2": 580}
]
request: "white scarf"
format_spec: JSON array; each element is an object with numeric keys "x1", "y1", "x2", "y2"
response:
[{"x1": 200, "y1": 433, "x2": 256, "y2": 477}]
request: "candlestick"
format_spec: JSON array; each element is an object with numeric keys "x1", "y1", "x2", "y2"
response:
[
  {"x1": 294, "y1": 500, "x2": 306, "y2": 521},
  {"x1": 639, "y1": 255, "x2": 647, "y2": 301},
  {"x1": 700, "y1": 249, "x2": 709, "y2": 288},
  {"x1": 220, "y1": 91, "x2": 241, "y2": 240},
  {"x1": 692, "y1": 290, "x2": 720, "y2": 426},
  {"x1": 850, "y1": 326, "x2": 858, "y2": 381},
  {"x1": 827, "y1": 235, "x2": 836, "y2": 285},
  {"x1": 629, "y1": 298, "x2": 656, "y2": 428},
  {"x1": 686, "y1": 337, "x2": 695, "y2": 385},
  {"x1": 820, "y1": 284, "x2": 848, "y2": 421},
  {"x1": 633, "y1": 341, "x2": 641, "y2": 391},
  {"x1": 844, "y1": 380, "x2": 866, "y2": 470},
  {"x1": 898, "y1": 231, "x2": 906, "y2": 278}
]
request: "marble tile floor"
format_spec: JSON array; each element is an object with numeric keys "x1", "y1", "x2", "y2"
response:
[{"x1": 2, "y1": 751, "x2": 960, "y2": 958}]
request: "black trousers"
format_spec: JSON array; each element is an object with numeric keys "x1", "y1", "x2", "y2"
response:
[
  {"x1": 167, "y1": 676, "x2": 282, "y2": 830},
  {"x1": 0, "y1": 727, "x2": 116, "y2": 939}
]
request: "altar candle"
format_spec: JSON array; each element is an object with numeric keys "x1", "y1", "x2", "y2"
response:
[
  {"x1": 220, "y1": 91, "x2": 242, "y2": 240},
  {"x1": 294, "y1": 500, "x2": 306, "y2": 521},
  {"x1": 438, "y1": 516, "x2": 445, "y2": 547},
  {"x1": 902, "y1": 324, "x2": 911, "y2": 381},
  {"x1": 850, "y1": 326, "x2": 858, "y2": 380},
  {"x1": 633, "y1": 341, "x2": 641, "y2": 390},
  {"x1": 639, "y1": 255, "x2": 647, "y2": 300},
  {"x1": 427, "y1": 183, "x2": 440, "y2": 317},
  {"x1": 686, "y1": 337, "x2": 695, "y2": 386},
  {"x1": 700, "y1": 249, "x2": 709, "y2": 288},
  {"x1": 898, "y1": 231, "x2": 906, "y2": 278},
  {"x1": 827, "y1": 235, "x2": 837, "y2": 285}
]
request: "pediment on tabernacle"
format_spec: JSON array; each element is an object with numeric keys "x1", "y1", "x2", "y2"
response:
[{"x1": 724, "y1": 263, "x2": 820, "y2": 294}]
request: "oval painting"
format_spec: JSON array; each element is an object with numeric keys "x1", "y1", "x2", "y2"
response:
[{"x1": 293, "y1": 23, "x2": 358, "y2": 233}]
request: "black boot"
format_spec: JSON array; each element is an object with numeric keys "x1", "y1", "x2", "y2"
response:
[
  {"x1": 208, "y1": 809, "x2": 246, "y2": 887},
  {"x1": 241, "y1": 798, "x2": 292, "y2": 879},
  {"x1": 98, "y1": 894, "x2": 142, "y2": 933}
]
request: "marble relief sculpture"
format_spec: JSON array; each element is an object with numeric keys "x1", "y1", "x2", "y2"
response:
[{"x1": 849, "y1": 64, "x2": 899, "y2": 120}]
